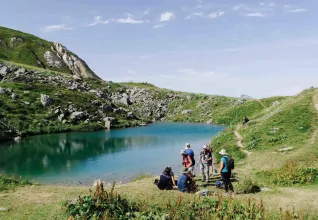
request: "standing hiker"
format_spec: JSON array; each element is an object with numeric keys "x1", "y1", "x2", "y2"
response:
[
  {"x1": 198, "y1": 145, "x2": 212, "y2": 183},
  {"x1": 185, "y1": 143, "x2": 196, "y2": 176},
  {"x1": 181, "y1": 150, "x2": 194, "y2": 175},
  {"x1": 207, "y1": 144, "x2": 218, "y2": 175},
  {"x1": 219, "y1": 149, "x2": 234, "y2": 193},
  {"x1": 242, "y1": 116, "x2": 249, "y2": 125}
]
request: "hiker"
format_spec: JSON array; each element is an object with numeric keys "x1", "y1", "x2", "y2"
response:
[
  {"x1": 242, "y1": 116, "x2": 249, "y2": 125},
  {"x1": 198, "y1": 145, "x2": 212, "y2": 183},
  {"x1": 219, "y1": 149, "x2": 234, "y2": 193},
  {"x1": 207, "y1": 144, "x2": 218, "y2": 175},
  {"x1": 177, "y1": 168, "x2": 196, "y2": 193},
  {"x1": 181, "y1": 150, "x2": 194, "y2": 175},
  {"x1": 184, "y1": 143, "x2": 196, "y2": 176},
  {"x1": 156, "y1": 167, "x2": 177, "y2": 190}
]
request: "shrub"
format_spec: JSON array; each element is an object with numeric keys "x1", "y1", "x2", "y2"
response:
[
  {"x1": 258, "y1": 160, "x2": 318, "y2": 186},
  {"x1": 235, "y1": 178, "x2": 261, "y2": 194},
  {"x1": 0, "y1": 173, "x2": 32, "y2": 191}
]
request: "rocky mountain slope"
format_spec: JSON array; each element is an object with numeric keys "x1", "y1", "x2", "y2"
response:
[{"x1": 0, "y1": 26, "x2": 97, "y2": 78}]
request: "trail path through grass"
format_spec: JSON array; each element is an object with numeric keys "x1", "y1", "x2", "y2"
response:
[{"x1": 234, "y1": 125, "x2": 252, "y2": 156}]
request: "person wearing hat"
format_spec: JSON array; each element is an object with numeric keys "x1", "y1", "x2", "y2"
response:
[
  {"x1": 180, "y1": 149, "x2": 194, "y2": 175},
  {"x1": 219, "y1": 149, "x2": 234, "y2": 193},
  {"x1": 184, "y1": 143, "x2": 196, "y2": 176},
  {"x1": 177, "y1": 168, "x2": 194, "y2": 193},
  {"x1": 156, "y1": 167, "x2": 177, "y2": 190},
  {"x1": 198, "y1": 144, "x2": 212, "y2": 183}
]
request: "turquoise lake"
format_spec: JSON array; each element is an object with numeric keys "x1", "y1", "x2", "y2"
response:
[{"x1": 0, "y1": 123, "x2": 225, "y2": 185}]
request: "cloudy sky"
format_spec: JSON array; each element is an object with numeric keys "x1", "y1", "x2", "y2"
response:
[{"x1": 1, "y1": 0, "x2": 318, "y2": 98}]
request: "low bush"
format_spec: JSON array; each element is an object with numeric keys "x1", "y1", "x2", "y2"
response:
[
  {"x1": 258, "y1": 160, "x2": 318, "y2": 186},
  {"x1": 235, "y1": 178, "x2": 261, "y2": 194},
  {"x1": 65, "y1": 182, "x2": 309, "y2": 219},
  {"x1": 0, "y1": 173, "x2": 32, "y2": 191}
]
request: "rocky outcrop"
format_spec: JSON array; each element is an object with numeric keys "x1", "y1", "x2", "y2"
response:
[{"x1": 44, "y1": 42, "x2": 98, "y2": 79}]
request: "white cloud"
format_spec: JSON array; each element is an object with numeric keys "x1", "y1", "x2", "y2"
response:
[
  {"x1": 143, "y1": 8, "x2": 151, "y2": 15},
  {"x1": 42, "y1": 24, "x2": 73, "y2": 32},
  {"x1": 185, "y1": 12, "x2": 205, "y2": 20},
  {"x1": 116, "y1": 17, "x2": 144, "y2": 24},
  {"x1": 178, "y1": 68, "x2": 227, "y2": 78},
  {"x1": 233, "y1": 4, "x2": 249, "y2": 11},
  {"x1": 160, "y1": 12, "x2": 175, "y2": 22},
  {"x1": 288, "y1": 8, "x2": 307, "y2": 13},
  {"x1": 153, "y1": 24, "x2": 164, "y2": 28},
  {"x1": 87, "y1": 16, "x2": 111, "y2": 26},
  {"x1": 245, "y1": 12, "x2": 266, "y2": 17},
  {"x1": 208, "y1": 11, "x2": 224, "y2": 19}
]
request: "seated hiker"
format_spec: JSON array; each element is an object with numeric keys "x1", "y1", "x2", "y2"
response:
[
  {"x1": 199, "y1": 145, "x2": 212, "y2": 183},
  {"x1": 219, "y1": 149, "x2": 234, "y2": 194},
  {"x1": 156, "y1": 167, "x2": 177, "y2": 190},
  {"x1": 180, "y1": 150, "x2": 194, "y2": 175},
  {"x1": 184, "y1": 143, "x2": 196, "y2": 176},
  {"x1": 177, "y1": 168, "x2": 196, "y2": 193},
  {"x1": 242, "y1": 116, "x2": 249, "y2": 125}
]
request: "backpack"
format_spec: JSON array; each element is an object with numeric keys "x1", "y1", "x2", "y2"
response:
[{"x1": 226, "y1": 156, "x2": 235, "y2": 170}]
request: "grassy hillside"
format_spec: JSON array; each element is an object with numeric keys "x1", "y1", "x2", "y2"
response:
[{"x1": 0, "y1": 27, "x2": 65, "y2": 72}]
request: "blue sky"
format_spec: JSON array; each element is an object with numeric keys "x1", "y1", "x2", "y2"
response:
[{"x1": 1, "y1": 0, "x2": 318, "y2": 98}]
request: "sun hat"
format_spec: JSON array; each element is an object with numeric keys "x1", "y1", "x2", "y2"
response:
[
  {"x1": 185, "y1": 143, "x2": 190, "y2": 149},
  {"x1": 202, "y1": 144, "x2": 207, "y2": 149},
  {"x1": 180, "y1": 150, "x2": 186, "y2": 155},
  {"x1": 219, "y1": 149, "x2": 228, "y2": 155}
]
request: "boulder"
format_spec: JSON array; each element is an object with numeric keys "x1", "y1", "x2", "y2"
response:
[
  {"x1": 272, "y1": 101, "x2": 280, "y2": 107},
  {"x1": 120, "y1": 93, "x2": 131, "y2": 106},
  {"x1": 278, "y1": 147, "x2": 294, "y2": 152},
  {"x1": 0, "y1": 87, "x2": 6, "y2": 94},
  {"x1": 206, "y1": 119, "x2": 213, "y2": 124},
  {"x1": 126, "y1": 112, "x2": 137, "y2": 119},
  {"x1": 10, "y1": 37, "x2": 23, "y2": 47},
  {"x1": 104, "y1": 117, "x2": 117, "y2": 129},
  {"x1": 58, "y1": 114, "x2": 65, "y2": 122},
  {"x1": 0, "y1": 66, "x2": 9, "y2": 75},
  {"x1": 181, "y1": 109, "x2": 193, "y2": 115},
  {"x1": 11, "y1": 93, "x2": 19, "y2": 100},
  {"x1": 70, "y1": 112, "x2": 85, "y2": 120},
  {"x1": 41, "y1": 94, "x2": 52, "y2": 107}
]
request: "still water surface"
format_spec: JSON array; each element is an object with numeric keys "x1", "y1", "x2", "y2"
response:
[{"x1": 0, "y1": 123, "x2": 225, "y2": 184}]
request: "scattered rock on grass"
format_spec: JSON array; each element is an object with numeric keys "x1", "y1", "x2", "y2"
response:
[
  {"x1": 278, "y1": 147, "x2": 294, "y2": 152},
  {"x1": 0, "y1": 207, "x2": 10, "y2": 212}
]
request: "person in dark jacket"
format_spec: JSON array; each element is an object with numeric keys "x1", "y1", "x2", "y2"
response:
[
  {"x1": 177, "y1": 168, "x2": 196, "y2": 193},
  {"x1": 218, "y1": 149, "x2": 234, "y2": 193},
  {"x1": 156, "y1": 167, "x2": 177, "y2": 190}
]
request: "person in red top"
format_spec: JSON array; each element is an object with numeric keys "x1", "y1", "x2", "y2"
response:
[{"x1": 180, "y1": 150, "x2": 194, "y2": 174}]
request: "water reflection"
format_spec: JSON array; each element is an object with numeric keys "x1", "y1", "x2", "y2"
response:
[{"x1": 0, "y1": 123, "x2": 225, "y2": 183}]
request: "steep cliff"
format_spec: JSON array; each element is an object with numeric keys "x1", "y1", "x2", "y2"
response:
[{"x1": 0, "y1": 26, "x2": 98, "y2": 78}]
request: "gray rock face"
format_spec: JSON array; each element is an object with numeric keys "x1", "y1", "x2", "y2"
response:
[
  {"x1": 235, "y1": 99, "x2": 245, "y2": 106},
  {"x1": 44, "y1": 51, "x2": 64, "y2": 68},
  {"x1": 43, "y1": 42, "x2": 98, "y2": 79},
  {"x1": 181, "y1": 109, "x2": 193, "y2": 115},
  {"x1": 104, "y1": 117, "x2": 116, "y2": 129},
  {"x1": 41, "y1": 94, "x2": 53, "y2": 107}
]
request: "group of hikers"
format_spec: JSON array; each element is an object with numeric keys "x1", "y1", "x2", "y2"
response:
[{"x1": 155, "y1": 143, "x2": 234, "y2": 194}]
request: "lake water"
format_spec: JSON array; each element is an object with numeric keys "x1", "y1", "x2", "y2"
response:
[{"x1": 0, "y1": 123, "x2": 225, "y2": 185}]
